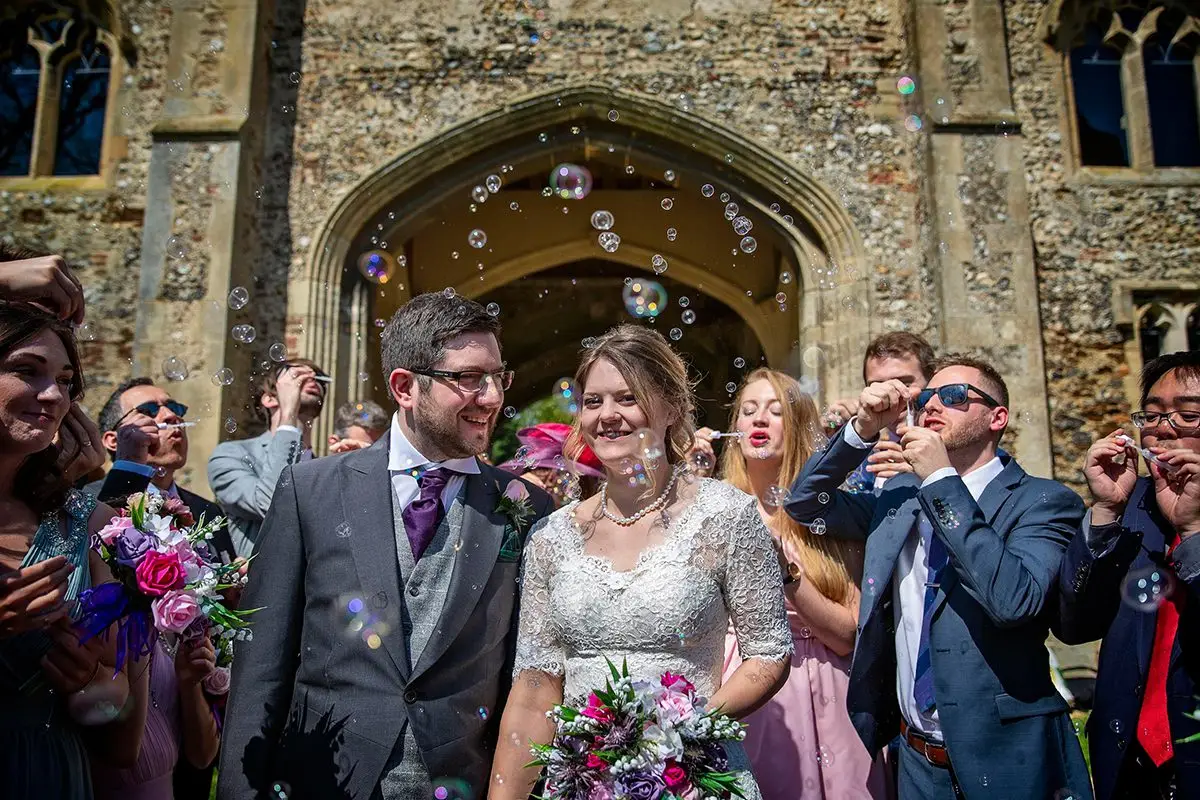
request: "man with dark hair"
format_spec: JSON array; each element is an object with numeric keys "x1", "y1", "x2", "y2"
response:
[
  {"x1": 87, "y1": 377, "x2": 236, "y2": 562},
  {"x1": 328, "y1": 399, "x2": 389, "y2": 453},
  {"x1": 206, "y1": 358, "x2": 327, "y2": 557},
  {"x1": 219, "y1": 292, "x2": 554, "y2": 800},
  {"x1": 1057, "y1": 350, "x2": 1200, "y2": 800},
  {"x1": 788, "y1": 353, "x2": 1091, "y2": 798},
  {"x1": 826, "y1": 331, "x2": 937, "y2": 493}
]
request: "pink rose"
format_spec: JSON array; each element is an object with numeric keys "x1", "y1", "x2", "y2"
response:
[
  {"x1": 503, "y1": 480, "x2": 530, "y2": 503},
  {"x1": 202, "y1": 665, "x2": 231, "y2": 696},
  {"x1": 662, "y1": 760, "x2": 690, "y2": 792},
  {"x1": 151, "y1": 590, "x2": 201, "y2": 633},
  {"x1": 97, "y1": 515, "x2": 134, "y2": 546},
  {"x1": 656, "y1": 691, "x2": 696, "y2": 724},
  {"x1": 581, "y1": 692, "x2": 615, "y2": 724},
  {"x1": 661, "y1": 671, "x2": 695, "y2": 695},
  {"x1": 162, "y1": 496, "x2": 195, "y2": 527},
  {"x1": 135, "y1": 550, "x2": 186, "y2": 596},
  {"x1": 586, "y1": 754, "x2": 608, "y2": 769}
]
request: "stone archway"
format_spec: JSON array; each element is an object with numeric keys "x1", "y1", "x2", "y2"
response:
[{"x1": 292, "y1": 83, "x2": 868, "y2": 442}]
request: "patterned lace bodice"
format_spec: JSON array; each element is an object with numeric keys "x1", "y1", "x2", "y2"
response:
[{"x1": 513, "y1": 479, "x2": 793, "y2": 703}]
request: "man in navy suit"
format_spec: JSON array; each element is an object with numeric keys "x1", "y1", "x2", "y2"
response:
[
  {"x1": 788, "y1": 354, "x2": 1092, "y2": 799},
  {"x1": 1056, "y1": 351, "x2": 1200, "y2": 800}
]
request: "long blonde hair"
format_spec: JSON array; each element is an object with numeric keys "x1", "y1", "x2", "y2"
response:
[
  {"x1": 563, "y1": 324, "x2": 697, "y2": 468},
  {"x1": 720, "y1": 368, "x2": 860, "y2": 603}
]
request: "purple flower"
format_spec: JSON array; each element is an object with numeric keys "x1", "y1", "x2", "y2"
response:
[
  {"x1": 114, "y1": 527, "x2": 152, "y2": 566},
  {"x1": 703, "y1": 742, "x2": 728, "y2": 772},
  {"x1": 616, "y1": 770, "x2": 665, "y2": 800}
]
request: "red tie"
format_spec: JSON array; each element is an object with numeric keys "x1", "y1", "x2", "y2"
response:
[{"x1": 1137, "y1": 534, "x2": 1184, "y2": 767}]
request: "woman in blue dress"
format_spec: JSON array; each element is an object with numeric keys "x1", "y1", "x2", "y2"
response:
[{"x1": 0, "y1": 300, "x2": 149, "y2": 798}]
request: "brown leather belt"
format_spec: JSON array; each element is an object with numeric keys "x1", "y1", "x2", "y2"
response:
[{"x1": 900, "y1": 719, "x2": 952, "y2": 768}]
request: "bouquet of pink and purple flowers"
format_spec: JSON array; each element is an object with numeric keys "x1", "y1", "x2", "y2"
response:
[
  {"x1": 528, "y1": 660, "x2": 747, "y2": 800},
  {"x1": 76, "y1": 492, "x2": 254, "y2": 671}
]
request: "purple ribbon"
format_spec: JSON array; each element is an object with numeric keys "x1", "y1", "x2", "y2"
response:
[{"x1": 76, "y1": 583, "x2": 157, "y2": 672}]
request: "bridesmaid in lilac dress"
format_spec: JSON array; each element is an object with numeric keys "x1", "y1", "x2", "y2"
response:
[
  {"x1": 696, "y1": 369, "x2": 894, "y2": 800},
  {"x1": 91, "y1": 633, "x2": 220, "y2": 800}
]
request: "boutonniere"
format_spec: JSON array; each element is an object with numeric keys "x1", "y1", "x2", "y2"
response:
[{"x1": 496, "y1": 480, "x2": 535, "y2": 535}]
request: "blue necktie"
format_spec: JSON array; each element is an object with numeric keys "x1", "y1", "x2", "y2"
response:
[{"x1": 913, "y1": 513, "x2": 947, "y2": 714}]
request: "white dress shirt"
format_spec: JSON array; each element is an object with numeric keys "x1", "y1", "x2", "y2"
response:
[
  {"x1": 386, "y1": 413, "x2": 480, "y2": 513},
  {"x1": 845, "y1": 422, "x2": 1004, "y2": 739}
]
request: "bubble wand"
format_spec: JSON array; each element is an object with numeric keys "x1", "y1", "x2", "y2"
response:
[{"x1": 1115, "y1": 434, "x2": 1181, "y2": 474}]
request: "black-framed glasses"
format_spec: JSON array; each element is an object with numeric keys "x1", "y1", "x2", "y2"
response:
[
  {"x1": 1131, "y1": 410, "x2": 1200, "y2": 431},
  {"x1": 409, "y1": 368, "x2": 514, "y2": 394},
  {"x1": 914, "y1": 383, "x2": 1001, "y2": 412},
  {"x1": 112, "y1": 400, "x2": 188, "y2": 429}
]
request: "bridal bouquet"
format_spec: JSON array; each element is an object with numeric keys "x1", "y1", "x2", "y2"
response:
[
  {"x1": 529, "y1": 660, "x2": 746, "y2": 800},
  {"x1": 76, "y1": 492, "x2": 254, "y2": 670}
]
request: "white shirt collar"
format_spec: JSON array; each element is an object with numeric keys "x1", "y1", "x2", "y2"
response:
[
  {"x1": 960, "y1": 455, "x2": 1005, "y2": 500},
  {"x1": 386, "y1": 412, "x2": 481, "y2": 475}
]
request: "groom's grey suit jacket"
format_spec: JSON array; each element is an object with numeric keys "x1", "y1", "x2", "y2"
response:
[{"x1": 217, "y1": 437, "x2": 554, "y2": 800}]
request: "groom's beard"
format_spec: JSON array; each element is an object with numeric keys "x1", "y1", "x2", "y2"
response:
[{"x1": 413, "y1": 392, "x2": 493, "y2": 459}]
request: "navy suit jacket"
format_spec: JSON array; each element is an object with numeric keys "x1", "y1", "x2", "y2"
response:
[
  {"x1": 787, "y1": 427, "x2": 1093, "y2": 798},
  {"x1": 1055, "y1": 477, "x2": 1200, "y2": 799}
]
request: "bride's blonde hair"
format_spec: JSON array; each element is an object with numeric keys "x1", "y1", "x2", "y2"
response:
[
  {"x1": 720, "y1": 368, "x2": 860, "y2": 603},
  {"x1": 563, "y1": 324, "x2": 696, "y2": 468}
]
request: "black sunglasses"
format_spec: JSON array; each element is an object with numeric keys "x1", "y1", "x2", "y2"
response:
[
  {"x1": 914, "y1": 383, "x2": 1001, "y2": 412},
  {"x1": 112, "y1": 400, "x2": 188, "y2": 429}
]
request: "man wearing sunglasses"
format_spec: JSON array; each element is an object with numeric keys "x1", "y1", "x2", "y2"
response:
[
  {"x1": 1057, "y1": 351, "x2": 1200, "y2": 800},
  {"x1": 787, "y1": 354, "x2": 1091, "y2": 799},
  {"x1": 218, "y1": 292, "x2": 554, "y2": 800},
  {"x1": 207, "y1": 358, "x2": 328, "y2": 558}
]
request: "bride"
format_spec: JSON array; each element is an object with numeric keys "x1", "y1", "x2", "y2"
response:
[{"x1": 490, "y1": 324, "x2": 793, "y2": 799}]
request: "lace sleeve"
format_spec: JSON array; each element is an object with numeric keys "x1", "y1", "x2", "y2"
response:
[
  {"x1": 512, "y1": 519, "x2": 567, "y2": 679},
  {"x1": 723, "y1": 498, "x2": 794, "y2": 663}
]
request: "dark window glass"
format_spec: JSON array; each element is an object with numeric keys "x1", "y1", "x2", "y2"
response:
[
  {"x1": 1188, "y1": 307, "x2": 1200, "y2": 351},
  {"x1": 1145, "y1": 11, "x2": 1200, "y2": 167},
  {"x1": 1071, "y1": 22, "x2": 1130, "y2": 166},
  {"x1": 0, "y1": 44, "x2": 42, "y2": 176},
  {"x1": 53, "y1": 37, "x2": 110, "y2": 176},
  {"x1": 1141, "y1": 308, "x2": 1169, "y2": 362}
]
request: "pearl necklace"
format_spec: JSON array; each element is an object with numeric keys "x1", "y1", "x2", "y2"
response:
[{"x1": 599, "y1": 463, "x2": 686, "y2": 526}]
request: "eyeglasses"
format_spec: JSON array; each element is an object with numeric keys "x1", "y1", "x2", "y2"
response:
[
  {"x1": 113, "y1": 400, "x2": 188, "y2": 429},
  {"x1": 410, "y1": 368, "x2": 514, "y2": 394},
  {"x1": 1130, "y1": 410, "x2": 1200, "y2": 432},
  {"x1": 914, "y1": 383, "x2": 1001, "y2": 412}
]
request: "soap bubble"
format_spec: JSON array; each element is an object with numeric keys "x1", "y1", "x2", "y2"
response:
[
  {"x1": 897, "y1": 75, "x2": 917, "y2": 95},
  {"x1": 485, "y1": 174, "x2": 502, "y2": 193},
  {"x1": 688, "y1": 450, "x2": 714, "y2": 474},
  {"x1": 651, "y1": 254, "x2": 668, "y2": 274},
  {"x1": 634, "y1": 428, "x2": 665, "y2": 461},
  {"x1": 270, "y1": 781, "x2": 291, "y2": 799},
  {"x1": 732, "y1": 216, "x2": 753, "y2": 235},
  {"x1": 503, "y1": 406, "x2": 516, "y2": 419},
  {"x1": 619, "y1": 457, "x2": 650, "y2": 488},
  {"x1": 212, "y1": 368, "x2": 234, "y2": 386},
  {"x1": 228, "y1": 286, "x2": 249, "y2": 309},
  {"x1": 624, "y1": 165, "x2": 635, "y2": 175},
  {"x1": 725, "y1": 382, "x2": 737, "y2": 393},
  {"x1": 224, "y1": 417, "x2": 237, "y2": 433},
  {"x1": 357, "y1": 251, "x2": 395, "y2": 285},
  {"x1": 666, "y1": 227, "x2": 677, "y2": 241},
  {"x1": 739, "y1": 236, "x2": 758, "y2": 254},
  {"x1": 513, "y1": 445, "x2": 537, "y2": 470},
  {"x1": 719, "y1": 192, "x2": 731, "y2": 203},
  {"x1": 607, "y1": 109, "x2": 619, "y2": 121},
  {"x1": 764, "y1": 485, "x2": 787, "y2": 509},
  {"x1": 231, "y1": 324, "x2": 257, "y2": 343},
  {"x1": 1121, "y1": 565, "x2": 1175, "y2": 612},
  {"x1": 724, "y1": 202, "x2": 739, "y2": 220},
  {"x1": 818, "y1": 491, "x2": 831, "y2": 504},
  {"x1": 467, "y1": 229, "x2": 487, "y2": 249},
  {"x1": 555, "y1": 377, "x2": 578, "y2": 413},
  {"x1": 162, "y1": 357, "x2": 188, "y2": 381},
  {"x1": 678, "y1": 296, "x2": 690, "y2": 308},
  {"x1": 660, "y1": 198, "x2": 674, "y2": 211},
  {"x1": 810, "y1": 518, "x2": 827, "y2": 536},
  {"x1": 681, "y1": 310, "x2": 696, "y2": 324},
  {"x1": 622, "y1": 279, "x2": 667, "y2": 318},
  {"x1": 904, "y1": 114, "x2": 923, "y2": 132},
  {"x1": 775, "y1": 291, "x2": 788, "y2": 304},
  {"x1": 76, "y1": 321, "x2": 97, "y2": 342},
  {"x1": 486, "y1": 302, "x2": 500, "y2": 317},
  {"x1": 549, "y1": 163, "x2": 593, "y2": 200},
  {"x1": 669, "y1": 327, "x2": 683, "y2": 341},
  {"x1": 598, "y1": 231, "x2": 621, "y2": 253},
  {"x1": 734, "y1": 357, "x2": 746, "y2": 368},
  {"x1": 780, "y1": 271, "x2": 792, "y2": 284},
  {"x1": 336, "y1": 592, "x2": 395, "y2": 651},
  {"x1": 166, "y1": 236, "x2": 188, "y2": 260},
  {"x1": 590, "y1": 210, "x2": 615, "y2": 230},
  {"x1": 471, "y1": 185, "x2": 489, "y2": 203},
  {"x1": 664, "y1": 169, "x2": 676, "y2": 182},
  {"x1": 268, "y1": 343, "x2": 288, "y2": 362},
  {"x1": 701, "y1": 184, "x2": 715, "y2": 198}
]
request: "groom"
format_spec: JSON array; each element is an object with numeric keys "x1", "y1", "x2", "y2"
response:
[{"x1": 218, "y1": 292, "x2": 554, "y2": 800}]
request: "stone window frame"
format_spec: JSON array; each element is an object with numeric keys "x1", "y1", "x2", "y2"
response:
[
  {"x1": 1047, "y1": 0, "x2": 1200, "y2": 185},
  {"x1": 0, "y1": 9, "x2": 124, "y2": 191},
  {"x1": 1112, "y1": 279, "x2": 1200, "y2": 408}
]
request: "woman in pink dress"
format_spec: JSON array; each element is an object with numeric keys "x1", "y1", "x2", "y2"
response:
[{"x1": 696, "y1": 368, "x2": 893, "y2": 799}]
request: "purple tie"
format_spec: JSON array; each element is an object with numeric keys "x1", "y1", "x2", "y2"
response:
[{"x1": 402, "y1": 469, "x2": 452, "y2": 560}]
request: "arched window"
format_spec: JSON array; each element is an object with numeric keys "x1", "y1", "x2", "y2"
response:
[
  {"x1": 1144, "y1": 9, "x2": 1200, "y2": 166},
  {"x1": 0, "y1": 8, "x2": 121, "y2": 181},
  {"x1": 1070, "y1": 21, "x2": 1130, "y2": 166},
  {"x1": 1139, "y1": 303, "x2": 1172, "y2": 363}
]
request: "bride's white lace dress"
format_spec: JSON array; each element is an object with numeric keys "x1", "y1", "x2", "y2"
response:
[{"x1": 513, "y1": 478, "x2": 794, "y2": 798}]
